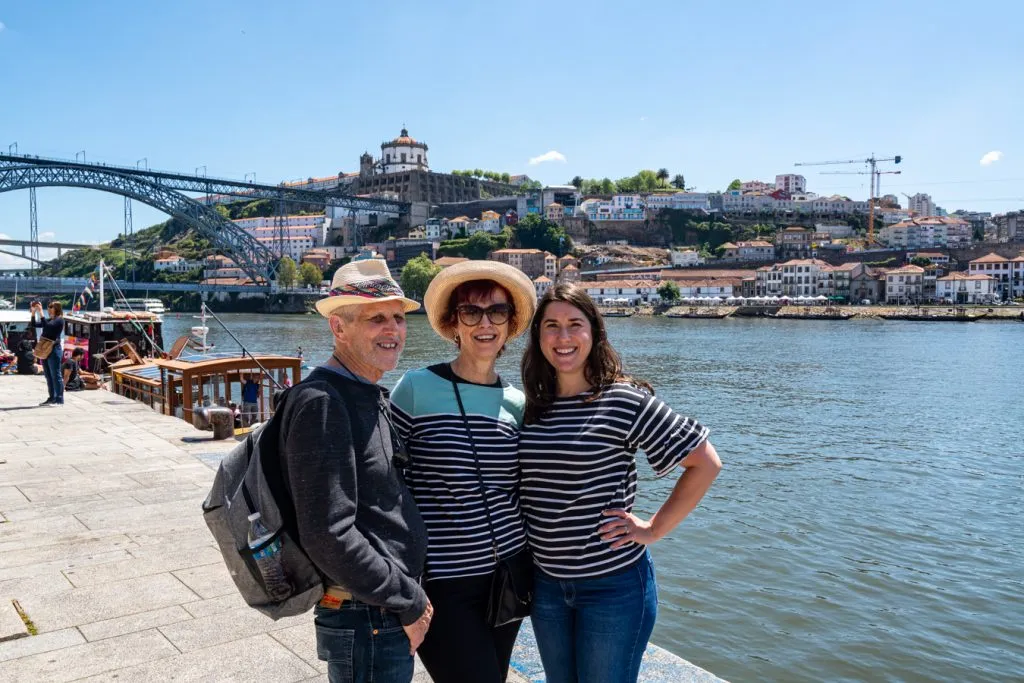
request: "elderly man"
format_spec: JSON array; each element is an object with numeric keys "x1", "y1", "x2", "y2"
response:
[{"x1": 278, "y1": 259, "x2": 432, "y2": 683}]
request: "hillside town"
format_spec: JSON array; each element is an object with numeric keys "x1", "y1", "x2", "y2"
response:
[{"x1": 36, "y1": 128, "x2": 1024, "y2": 309}]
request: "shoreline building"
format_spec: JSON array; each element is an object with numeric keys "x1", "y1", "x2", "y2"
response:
[{"x1": 232, "y1": 215, "x2": 326, "y2": 262}]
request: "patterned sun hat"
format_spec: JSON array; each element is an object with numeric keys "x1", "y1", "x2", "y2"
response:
[{"x1": 313, "y1": 258, "x2": 420, "y2": 318}]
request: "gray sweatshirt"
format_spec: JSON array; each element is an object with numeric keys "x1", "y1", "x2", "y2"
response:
[{"x1": 277, "y1": 368, "x2": 428, "y2": 625}]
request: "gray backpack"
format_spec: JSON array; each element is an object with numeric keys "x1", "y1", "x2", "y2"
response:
[{"x1": 201, "y1": 392, "x2": 325, "y2": 619}]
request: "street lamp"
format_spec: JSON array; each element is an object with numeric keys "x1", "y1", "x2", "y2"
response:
[
  {"x1": 8, "y1": 142, "x2": 16, "y2": 155},
  {"x1": 75, "y1": 150, "x2": 86, "y2": 162},
  {"x1": 196, "y1": 166, "x2": 207, "y2": 177},
  {"x1": 244, "y1": 172, "x2": 256, "y2": 183},
  {"x1": 136, "y1": 158, "x2": 148, "y2": 170}
]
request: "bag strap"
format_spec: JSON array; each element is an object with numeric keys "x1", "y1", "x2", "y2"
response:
[{"x1": 450, "y1": 376, "x2": 501, "y2": 563}]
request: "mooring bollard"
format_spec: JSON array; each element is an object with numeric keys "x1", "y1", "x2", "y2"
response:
[{"x1": 192, "y1": 406, "x2": 234, "y2": 440}]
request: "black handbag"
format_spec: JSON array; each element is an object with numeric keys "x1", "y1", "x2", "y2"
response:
[{"x1": 451, "y1": 378, "x2": 534, "y2": 627}]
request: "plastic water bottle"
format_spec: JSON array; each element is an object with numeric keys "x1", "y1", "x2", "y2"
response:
[{"x1": 247, "y1": 512, "x2": 289, "y2": 600}]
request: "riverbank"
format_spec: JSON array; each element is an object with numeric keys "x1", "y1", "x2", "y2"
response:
[
  {"x1": 0, "y1": 377, "x2": 723, "y2": 683},
  {"x1": 657, "y1": 303, "x2": 1024, "y2": 321}
]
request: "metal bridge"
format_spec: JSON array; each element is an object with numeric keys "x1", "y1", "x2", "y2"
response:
[{"x1": 0, "y1": 152, "x2": 409, "y2": 284}]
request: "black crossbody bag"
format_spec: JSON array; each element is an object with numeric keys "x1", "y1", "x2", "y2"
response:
[{"x1": 450, "y1": 378, "x2": 534, "y2": 627}]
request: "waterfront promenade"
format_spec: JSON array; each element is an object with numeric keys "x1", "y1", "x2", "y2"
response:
[{"x1": 0, "y1": 377, "x2": 722, "y2": 682}]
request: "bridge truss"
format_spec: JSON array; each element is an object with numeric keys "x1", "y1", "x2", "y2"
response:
[
  {"x1": 0, "y1": 153, "x2": 410, "y2": 284},
  {"x1": 0, "y1": 163, "x2": 278, "y2": 284}
]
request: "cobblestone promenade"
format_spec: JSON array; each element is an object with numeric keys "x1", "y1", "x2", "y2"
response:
[{"x1": 0, "y1": 376, "x2": 721, "y2": 683}]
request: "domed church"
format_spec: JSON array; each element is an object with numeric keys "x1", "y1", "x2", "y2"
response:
[{"x1": 380, "y1": 128, "x2": 429, "y2": 174}]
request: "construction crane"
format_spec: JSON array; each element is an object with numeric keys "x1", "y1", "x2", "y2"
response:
[{"x1": 795, "y1": 154, "x2": 902, "y2": 245}]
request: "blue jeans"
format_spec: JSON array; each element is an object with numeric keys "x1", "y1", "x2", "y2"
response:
[
  {"x1": 531, "y1": 551, "x2": 658, "y2": 683},
  {"x1": 313, "y1": 601, "x2": 414, "y2": 683},
  {"x1": 42, "y1": 343, "x2": 63, "y2": 403}
]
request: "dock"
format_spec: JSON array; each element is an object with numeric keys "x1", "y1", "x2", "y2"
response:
[{"x1": 0, "y1": 376, "x2": 723, "y2": 682}]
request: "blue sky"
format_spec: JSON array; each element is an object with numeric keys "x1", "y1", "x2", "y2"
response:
[{"x1": 1, "y1": 0, "x2": 1021, "y2": 262}]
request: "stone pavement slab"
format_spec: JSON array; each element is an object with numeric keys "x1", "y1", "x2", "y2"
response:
[
  {"x1": 0, "y1": 599, "x2": 28, "y2": 642},
  {"x1": 0, "y1": 375, "x2": 723, "y2": 682}
]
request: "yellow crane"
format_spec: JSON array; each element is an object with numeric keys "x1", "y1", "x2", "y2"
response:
[{"x1": 795, "y1": 154, "x2": 902, "y2": 245}]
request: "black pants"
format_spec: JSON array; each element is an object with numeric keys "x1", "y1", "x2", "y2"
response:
[{"x1": 417, "y1": 572, "x2": 522, "y2": 683}]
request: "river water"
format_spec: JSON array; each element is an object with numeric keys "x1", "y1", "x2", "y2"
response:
[{"x1": 165, "y1": 313, "x2": 1023, "y2": 682}]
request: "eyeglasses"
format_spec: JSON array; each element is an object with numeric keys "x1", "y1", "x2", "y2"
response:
[{"x1": 456, "y1": 303, "x2": 512, "y2": 326}]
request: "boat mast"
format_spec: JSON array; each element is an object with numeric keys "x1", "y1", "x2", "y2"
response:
[{"x1": 99, "y1": 260, "x2": 105, "y2": 310}]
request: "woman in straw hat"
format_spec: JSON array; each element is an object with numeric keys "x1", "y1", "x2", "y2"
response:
[{"x1": 390, "y1": 260, "x2": 537, "y2": 683}]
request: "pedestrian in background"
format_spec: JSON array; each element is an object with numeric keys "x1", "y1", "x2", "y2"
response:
[{"x1": 34, "y1": 300, "x2": 66, "y2": 406}]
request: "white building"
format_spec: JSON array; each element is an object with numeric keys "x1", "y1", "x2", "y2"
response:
[
  {"x1": 675, "y1": 279, "x2": 738, "y2": 299},
  {"x1": 720, "y1": 241, "x2": 774, "y2": 262},
  {"x1": 780, "y1": 259, "x2": 829, "y2": 297},
  {"x1": 476, "y1": 210, "x2": 502, "y2": 235},
  {"x1": 380, "y1": 128, "x2": 429, "y2": 174},
  {"x1": 968, "y1": 252, "x2": 1024, "y2": 299},
  {"x1": 582, "y1": 280, "x2": 661, "y2": 305},
  {"x1": 645, "y1": 193, "x2": 710, "y2": 213},
  {"x1": 586, "y1": 195, "x2": 645, "y2": 221},
  {"x1": 670, "y1": 249, "x2": 705, "y2": 268},
  {"x1": 448, "y1": 216, "x2": 472, "y2": 236},
  {"x1": 884, "y1": 265, "x2": 925, "y2": 303},
  {"x1": 907, "y1": 193, "x2": 935, "y2": 217},
  {"x1": 154, "y1": 256, "x2": 203, "y2": 273},
  {"x1": 425, "y1": 218, "x2": 451, "y2": 240},
  {"x1": 880, "y1": 217, "x2": 972, "y2": 250},
  {"x1": 544, "y1": 252, "x2": 557, "y2": 279},
  {"x1": 935, "y1": 273, "x2": 997, "y2": 304},
  {"x1": 534, "y1": 275, "x2": 553, "y2": 297},
  {"x1": 233, "y1": 215, "x2": 328, "y2": 261},
  {"x1": 815, "y1": 223, "x2": 854, "y2": 238},
  {"x1": 775, "y1": 174, "x2": 807, "y2": 195}
]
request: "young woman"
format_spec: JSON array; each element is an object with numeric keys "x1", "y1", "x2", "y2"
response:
[
  {"x1": 519, "y1": 283, "x2": 722, "y2": 683},
  {"x1": 34, "y1": 300, "x2": 66, "y2": 406},
  {"x1": 390, "y1": 261, "x2": 537, "y2": 683}
]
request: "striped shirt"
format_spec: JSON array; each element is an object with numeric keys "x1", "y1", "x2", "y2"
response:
[
  {"x1": 391, "y1": 364, "x2": 528, "y2": 581},
  {"x1": 518, "y1": 383, "x2": 709, "y2": 579}
]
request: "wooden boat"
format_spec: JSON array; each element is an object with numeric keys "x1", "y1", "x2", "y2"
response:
[
  {"x1": 601, "y1": 308, "x2": 634, "y2": 318},
  {"x1": 64, "y1": 309, "x2": 165, "y2": 371},
  {"x1": 666, "y1": 306, "x2": 733, "y2": 319},
  {"x1": 111, "y1": 351, "x2": 302, "y2": 425}
]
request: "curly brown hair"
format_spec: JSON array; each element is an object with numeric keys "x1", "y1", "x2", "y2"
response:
[{"x1": 521, "y1": 283, "x2": 651, "y2": 424}]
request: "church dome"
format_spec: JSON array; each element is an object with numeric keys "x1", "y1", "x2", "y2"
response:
[{"x1": 382, "y1": 128, "x2": 427, "y2": 150}]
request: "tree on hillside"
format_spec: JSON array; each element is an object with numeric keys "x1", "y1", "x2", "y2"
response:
[
  {"x1": 727, "y1": 179, "x2": 742, "y2": 191},
  {"x1": 569, "y1": 176, "x2": 583, "y2": 190},
  {"x1": 657, "y1": 281, "x2": 680, "y2": 304},
  {"x1": 909, "y1": 256, "x2": 933, "y2": 268},
  {"x1": 671, "y1": 174, "x2": 686, "y2": 190},
  {"x1": 299, "y1": 262, "x2": 323, "y2": 287},
  {"x1": 277, "y1": 256, "x2": 297, "y2": 287},
  {"x1": 400, "y1": 253, "x2": 442, "y2": 300},
  {"x1": 513, "y1": 214, "x2": 573, "y2": 256},
  {"x1": 599, "y1": 178, "x2": 616, "y2": 195},
  {"x1": 466, "y1": 231, "x2": 497, "y2": 260},
  {"x1": 500, "y1": 172, "x2": 510, "y2": 183},
  {"x1": 215, "y1": 205, "x2": 231, "y2": 220},
  {"x1": 657, "y1": 168, "x2": 670, "y2": 184}
]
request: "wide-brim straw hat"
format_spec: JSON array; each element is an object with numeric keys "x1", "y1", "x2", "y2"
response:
[
  {"x1": 424, "y1": 260, "x2": 537, "y2": 341},
  {"x1": 314, "y1": 258, "x2": 420, "y2": 318}
]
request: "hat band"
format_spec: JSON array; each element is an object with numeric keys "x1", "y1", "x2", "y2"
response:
[{"x1": 327, "y1": 277, "x2": 406, "y2": 301}]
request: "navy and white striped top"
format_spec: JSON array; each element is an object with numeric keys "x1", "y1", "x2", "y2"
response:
[
  {"x1": 518, "y1": 383, "x2": 709, "y2": 579},
  {"x1": 391, "y1": 364, "x2": 528, "y2": 581}
]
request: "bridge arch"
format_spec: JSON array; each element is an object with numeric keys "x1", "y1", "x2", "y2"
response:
[{"x1": 0, "y1": 163, "x2": 278, "y2": 284}]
